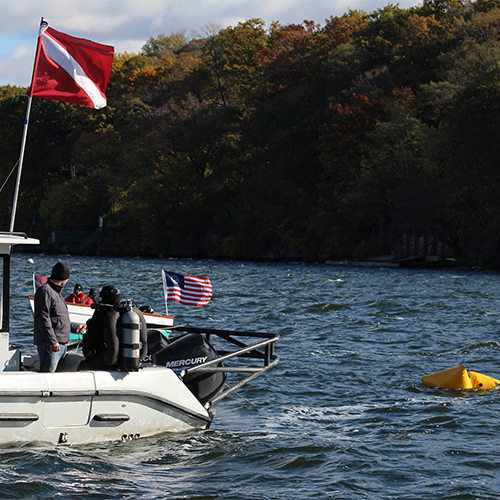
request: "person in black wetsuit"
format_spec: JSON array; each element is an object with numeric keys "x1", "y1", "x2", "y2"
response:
[{"x1": 79, "y1": 284, "x2": 147, "y2": 370}]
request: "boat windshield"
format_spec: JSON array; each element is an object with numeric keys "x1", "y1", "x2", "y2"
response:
[{"x1": 0, "y1": 233, "x2": 39, "y2": 334}]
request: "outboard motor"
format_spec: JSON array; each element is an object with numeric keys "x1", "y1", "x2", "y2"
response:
[
  {"x1": 142, "y1": 329, "x2": 171, "y2": 363},
  {"x1": 120, "y1": 300, "x2": 142, "y2": 372},
  {"x1": 153, "y1": 333, "x2": 226, "y2": 405}
]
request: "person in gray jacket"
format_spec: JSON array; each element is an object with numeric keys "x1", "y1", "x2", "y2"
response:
[{"x1": 34, "y1": 262, "x2": 86, "y2": 372}]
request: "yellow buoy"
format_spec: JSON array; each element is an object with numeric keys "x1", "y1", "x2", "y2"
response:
[
  {"x1": 422, "y1": 365, "x2": 472, "y2": 389},
  {"x1": 422, "y1": 365, "x2": 500, "y2": 390},
  {"x1": 468, "y1": 371, "x2": 500, "y2": 389}
]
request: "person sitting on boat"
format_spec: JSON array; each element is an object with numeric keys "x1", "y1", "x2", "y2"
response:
[
  {"x1": 79, "y1": 284, "x2": 147, "y2": 371},
  {"x1": 34, "y1": 263, "x2": 86, "y2": 372},
  {"x1": 88, "y1": 287, "x2": 98, "y2": 303},
  {"x1": 65, "y1": 283, "x2": 93, "y2": 305}
]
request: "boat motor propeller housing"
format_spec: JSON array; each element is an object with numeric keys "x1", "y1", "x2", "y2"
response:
[
  {"x1": 120, "y1": 300, "x2": 142, "y2": 372},
  {"x1": 153, "y1": 333, "x2": 226, "y2": 405}
]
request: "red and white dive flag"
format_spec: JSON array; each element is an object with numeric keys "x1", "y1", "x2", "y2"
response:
[
  {"x1": 29, "y1": 20, "x2": 114, "y2": 109},
  {"x1": 163, "y1": 270, "x2": 212, "y2": 307}
]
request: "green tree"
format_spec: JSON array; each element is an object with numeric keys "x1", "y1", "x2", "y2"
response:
[
  {"x1": 141, "y1": 32, "x2": 188, "y2": 57},
  {"x1": 205, "y1": 19, "x2": 268, "y2": 107}
]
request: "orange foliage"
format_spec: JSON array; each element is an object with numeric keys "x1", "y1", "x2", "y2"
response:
[
  {"x1": 323, "y1": 13, "x2": 370, "y2": 45},
  {"x1": 400, "y1": 14, "x2": 443, "y2": 47},
  {"x1": 259, "y1": 21, "x2": 333, "y2": 97},
  {"x1": 126, "y1": 55, "x2": 202, "y2": 90},
  {"x1": 319, "y1": 94, "x2": 384, "y2": 181}
]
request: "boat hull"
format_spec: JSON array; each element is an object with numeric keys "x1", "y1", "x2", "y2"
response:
[{"x1": 0, "y1": 366, "x2": 211, "y2": 445}]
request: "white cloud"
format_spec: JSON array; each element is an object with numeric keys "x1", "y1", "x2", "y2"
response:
[
  {"x1": 0, "y1": 46, "x2": 34, "y2": 87},
  {"x1": 0, "y1": 0, "x2": 420, "y2": 86}
]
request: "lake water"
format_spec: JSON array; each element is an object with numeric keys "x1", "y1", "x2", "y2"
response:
[{"x1": 2, "y1": 253, "x2": 500, "y2": 499}]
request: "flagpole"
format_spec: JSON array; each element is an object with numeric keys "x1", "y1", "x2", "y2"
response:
[
  {"x1": 9, "y1": 96, "x2": 33, "y2": 232},
  {"x1": 9, "y1": 18, "x2": 46, "y2": 233},
  {"x1": 162, "y1": 270, "x2": 169, "y2": 316}
]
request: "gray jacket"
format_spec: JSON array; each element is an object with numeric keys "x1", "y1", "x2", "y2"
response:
[{"x1": 34, "y1": 279, "x2": 79, "y2": 346}]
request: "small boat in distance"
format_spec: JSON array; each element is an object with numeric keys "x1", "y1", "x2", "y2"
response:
[{"x1": 28, "y1": 296, "x2": 174, "y2": 329}]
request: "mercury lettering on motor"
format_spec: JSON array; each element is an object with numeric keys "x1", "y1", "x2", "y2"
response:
[{"x1": 164, "y1": 356, "x2": 208, "y2": 368}]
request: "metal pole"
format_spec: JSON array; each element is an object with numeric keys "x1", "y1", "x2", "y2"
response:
[
  {"x1": 162, "y1": 270, "x2": 169, "y2": 316},
  {"x1": 9, "y1": 96, "x2": 33, "y2": 232},
  {"x1": 10, "y1": 18, "x2": 46, "y2": 232}
]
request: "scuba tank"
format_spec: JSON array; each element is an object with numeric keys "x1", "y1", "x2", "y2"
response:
[{"x1": 120, "y1": 299, "x2": 142, "y2": 372}]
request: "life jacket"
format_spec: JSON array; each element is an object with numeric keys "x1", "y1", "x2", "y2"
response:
[{"x1": 65, "y1": 292, "x2": 92, "y2": 304}]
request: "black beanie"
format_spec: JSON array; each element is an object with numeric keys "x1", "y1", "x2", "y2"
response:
[
  {"x1": 100, "y1": 284, "x2": 121, "y2": 305},
  {"x1": 50, "y1": 262, "x2": 70, "y2": 281}
]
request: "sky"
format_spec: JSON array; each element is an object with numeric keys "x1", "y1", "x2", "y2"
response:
[{"x1": 0, "y1": 0, "x2": 419, "y2": 87}]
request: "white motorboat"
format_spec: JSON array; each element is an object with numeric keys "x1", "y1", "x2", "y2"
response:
[
  {"x1": 28, "y1": 296, "x2": 175, "y2": 328},
  {"x1": 0, "y1": 232, "x2": 279, "y2": 445}
]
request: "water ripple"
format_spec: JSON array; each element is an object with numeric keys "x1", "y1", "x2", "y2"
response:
[{"x1": 5, "y1": 256, "x2": 500, "y2": 498}]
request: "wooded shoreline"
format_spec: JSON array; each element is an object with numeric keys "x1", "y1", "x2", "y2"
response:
[{"x1": 2, "y1": 0, "x2": 500, "y2": 268}]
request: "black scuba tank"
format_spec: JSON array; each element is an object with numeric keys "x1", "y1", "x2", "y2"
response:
[
  {"x1": 153, "y1": 333, "x2": 226, "y2": 405},
  {"x1": 120, "y1": 300, "x2": 142, "y2": 372}
]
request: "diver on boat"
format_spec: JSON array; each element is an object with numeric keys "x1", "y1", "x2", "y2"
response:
[{"x1": 79, "y1": 284, "x2": 148, "y2": 371}]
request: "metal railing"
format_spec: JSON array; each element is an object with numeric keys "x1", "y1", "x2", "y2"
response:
[{"x1": 168, "y1": 325, "x2": 280, "y2": 405}]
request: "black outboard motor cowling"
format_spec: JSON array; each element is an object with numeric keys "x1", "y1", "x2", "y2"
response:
[
  {"x1": 153, "y1": 333, "x2": 226, "y2": 405},
  {"x1": 146, "y1": 329, "x2": 171, "y2": 357}
]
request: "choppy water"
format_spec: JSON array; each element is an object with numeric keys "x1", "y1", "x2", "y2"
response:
[{"x1": 3, "y1": 253, "x2": 500, "y2": 499}]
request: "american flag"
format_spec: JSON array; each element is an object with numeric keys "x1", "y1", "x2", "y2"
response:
[
  {"x1": 34, "y1": 274, "x2": 48, "y2": 289},
  {"x1": 162, "y1": 270, "x2": 212, "y2": 307}
]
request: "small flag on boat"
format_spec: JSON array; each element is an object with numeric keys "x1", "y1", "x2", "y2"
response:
[
  {"x1": 34, "y1": 274, "x2": 47, "y2": 289},
  {"x1": 29, "y1": 19, "x2": 114, "y2": 109},
  {"x1": 162, "y1": 270, "x2": 212, "y2": 307}
]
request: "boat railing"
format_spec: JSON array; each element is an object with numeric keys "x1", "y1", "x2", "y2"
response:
[
  {"x1": 0, "y1": 231, "x2": 30, "y2": 239},
  {"x1": 168, "y1": 326, "x2": 280, "y2": 406}
]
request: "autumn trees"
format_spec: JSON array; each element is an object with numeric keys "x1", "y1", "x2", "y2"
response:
[{"x1": 2, "y1": 1, "x2": 500, "y2": 266}]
